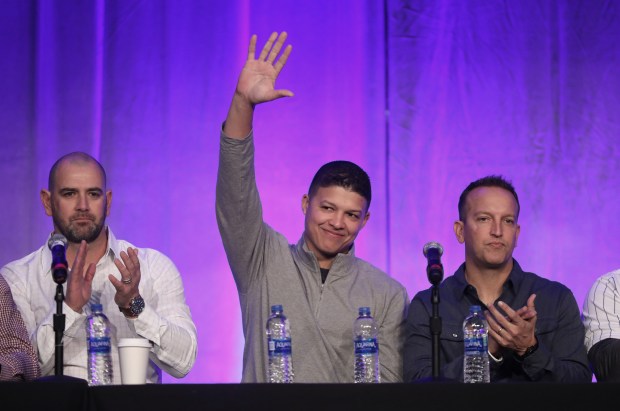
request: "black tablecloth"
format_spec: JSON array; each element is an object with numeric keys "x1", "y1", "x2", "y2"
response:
[{"x1": 1, "y1": 380, "x2": 615, "y2": 411}]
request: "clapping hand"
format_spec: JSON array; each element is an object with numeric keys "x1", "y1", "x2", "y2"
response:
[
  {"x1": 65, "y1": 240, "x2": 96, "y2": 313},
  {"x1": 486, "y1": 294, "x2": 537, "y2": 356}
]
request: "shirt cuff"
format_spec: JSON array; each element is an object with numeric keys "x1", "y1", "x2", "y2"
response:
[{"x1": 488, "y1": 350, "x2": 504, "y2": 364}]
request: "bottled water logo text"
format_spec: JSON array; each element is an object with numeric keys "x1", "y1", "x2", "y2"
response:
[
  {"x1": 88, "y1": 337, "x2": 111, "y2": 353},
  {"x1": 464, "y1": 335, "x2": 488, "y2": 354},
  {"x1": 268, "y1": 338, "x2": 292, "y2": 355},
  {"x1": 355, "y1": 338, "x2": 379, "y2": 354}
]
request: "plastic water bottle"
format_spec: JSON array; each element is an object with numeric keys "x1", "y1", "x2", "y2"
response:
[
  {"x1": 354, "y1": 306, "x2": 380, "y2": 383},
  {"x1": 86, "y1": 303, "x2": 113, "y2": 385},
  {"x1": 463, "y1": 305, "x2": 490, "y2": 383},
  {"x1": 266, "y1": 304, "x2": 294, "y2": 383}
]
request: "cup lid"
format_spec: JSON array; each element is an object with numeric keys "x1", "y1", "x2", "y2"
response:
[{"x1": 118, "y1": 338, "x2": 152, "y2": 348}]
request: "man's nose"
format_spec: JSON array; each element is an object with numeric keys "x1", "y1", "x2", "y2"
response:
[
  {"x1": 330, "y1": 212, "x2": 345, "y2": 229},
  {"x1": 490, "y1": 219, "x2": 502, "y2": 237},
  {"x1": 76, "y1": 194, "x2": 89, "y2": 210}
]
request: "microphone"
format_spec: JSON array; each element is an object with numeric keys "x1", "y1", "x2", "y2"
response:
[
  {"x1": 48, "y1": 234, "x2": 68, "y2": 284},
  {"x1": 423, "y1": 241, "x2": 444, "y2": 286}
]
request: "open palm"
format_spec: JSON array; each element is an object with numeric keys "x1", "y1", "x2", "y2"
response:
[{"x1": 236, "y1": 32, "x2": 293, "y2": 105}]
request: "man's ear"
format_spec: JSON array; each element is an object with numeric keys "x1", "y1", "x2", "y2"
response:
[
  {"x1": 301, "y1": 194, "x2": 309, "y2": 215},
  {"x1": 40, "y1": 189, "x2": 52, "y2": 216},
  {"x1": 106, "y1": 190, "x2": 112, "y2": 216},
  {"x1": 514, "y1": 223, "x2": 520, "y2": 248},
  {"x1": 453, "y1": 220, "x2": 465, "y2": 244},
  {"x1": 360, "y1": 210, "x2": 370, "y2": 229}
]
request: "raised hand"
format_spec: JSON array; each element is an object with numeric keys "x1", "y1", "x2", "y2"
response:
[
  {"x1": 108, "y1": 247, "x2": 142, "y2": 311},
  {"x1": 236, "y1": 32, "x2": 293, "y2": 106},
  {"x1": 65, "y1": 240, "x2": 96, "y2": 313},
  {"x1": 224, "y1": 32, "x2": 293, "y2": 138}
]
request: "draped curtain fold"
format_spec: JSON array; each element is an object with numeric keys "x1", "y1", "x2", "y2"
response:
[{"x1": 0, "y1": 0, "x2": 617, "y2": 382}]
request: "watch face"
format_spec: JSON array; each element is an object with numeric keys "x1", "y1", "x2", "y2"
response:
[{"x1": 130, "y1": 296, "x2": 145, "y2": 315}]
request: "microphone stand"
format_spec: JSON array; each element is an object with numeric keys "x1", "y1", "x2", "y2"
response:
[
  {"x1": 429, "y1": 284, "x2": 441, "y2": 380},
  {"x1": 53, "y1": 283, "x2": 66, "y2": 376},
  {"x1": 417, "y1": 242, "x2": 454, "y2": 383}
]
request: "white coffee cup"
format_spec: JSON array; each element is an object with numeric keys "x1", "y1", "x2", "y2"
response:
[{"x1": 118, "y1": 338, "x2": 152, "y2": 384}]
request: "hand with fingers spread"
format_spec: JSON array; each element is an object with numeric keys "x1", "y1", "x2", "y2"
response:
[
  {"x1": 224, "y1": 32, "x2": 294, "y2": 138},
  {"x1": 236, "y1": 32, "x2": 293, "y2": 106},
  {"x1": 485, "y1": 294, "x2": 537, "y2": 356},
  {"x1": 108, "y1": 247, "x2": 142, "y2": 315},
  {"x1": 65, "y1": 240, "x2": 96, "y2": 313}
]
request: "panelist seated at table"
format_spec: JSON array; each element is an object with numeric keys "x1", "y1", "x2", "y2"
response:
[
  {"x1": 403, "y1": 175, "x2": 591, "y2": 382},
  {"x1": 1, "y1": 152, "x2": 197, "y2": 383},
  {"x1": 582, "y1": 269, "x2": 620, "y2": 382},
  {"x1": 0, "y1": 274, "x2": 40, "y2": 381},
  {"x1": 216, "y1": 32, "x2": 409, "y2": 382}
]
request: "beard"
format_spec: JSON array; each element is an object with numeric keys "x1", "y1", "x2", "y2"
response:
[{"x1": 52, "y1": 212, "x2": 106, "y2": 244}]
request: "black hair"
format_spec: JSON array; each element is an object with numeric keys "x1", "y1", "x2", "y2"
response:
[
  {"x1": 308, "y1": 160, "x2": 371, "y2": 208},
  {"x1": 458, "y1": 175, "x2": 519, "y2": 221}
]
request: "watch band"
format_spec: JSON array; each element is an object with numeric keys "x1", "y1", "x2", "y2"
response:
[
  {"x1": 516, "y1": 341, "x2": 539, "y2": 360},
  {"x1": 119, "y1": 295, "x2": 145, "y2": 318}
]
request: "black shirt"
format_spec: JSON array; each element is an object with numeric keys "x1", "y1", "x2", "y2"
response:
[{"x1": 403, "y1": 259, "x2": 591, "y2": 382}]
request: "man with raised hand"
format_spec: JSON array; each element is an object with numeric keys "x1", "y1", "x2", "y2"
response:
[{"x1": 217, "y1": 32, "x2": 408, "y2": 382}]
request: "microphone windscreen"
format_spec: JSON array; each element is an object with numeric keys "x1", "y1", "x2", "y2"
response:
[
  {"x1": 423, "y1": 241, "x2": 443, "y2": 257},
  {"x1": 48, "y1": 233, "x2": 68, "y2": 250}
]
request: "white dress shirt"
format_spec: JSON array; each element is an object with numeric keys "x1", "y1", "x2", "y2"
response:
[
  {"x1": 583, "y1": 269, "x2": 620, "y2": 351},
  {"x1": 1, "y1": 228, "x2": 197, "y2": 384}
]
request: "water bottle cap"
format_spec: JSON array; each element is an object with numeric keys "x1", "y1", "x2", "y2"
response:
[
  {"x1": 271, "y1": 304, "x2": 283, "y2": 313},
  {"x1": 470, "y1": 305, "x2": 482, "y2": 313},
  {"x1": 91, "y1": 303, "x2": 103, "y2": 313},
  {"x1": 358, "y1": 306, "x2": 371, "y2": 316}
]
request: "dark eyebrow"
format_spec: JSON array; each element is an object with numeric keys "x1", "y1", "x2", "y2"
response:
[
  {"x1": 58, "y1": 187, "x2": 104, "y2": 194},
  {"x1": 58, "y1": 188, "x2": 77, "y2": 193}
]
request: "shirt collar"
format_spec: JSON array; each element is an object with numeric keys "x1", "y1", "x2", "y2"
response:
[
  {"x1": 294, "y1": 235, "x2": 356, "y2": 276},
  {"x1": 40, "y1": 226, "x2": 119, "y2": 277},
  {"x1": 453, "y1": 258, "x2": 524, "y2": 300}
]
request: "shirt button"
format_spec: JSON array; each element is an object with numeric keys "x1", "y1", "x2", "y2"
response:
[{"x1": 452, "y1": 333, "x2": 458, "y2": 338}]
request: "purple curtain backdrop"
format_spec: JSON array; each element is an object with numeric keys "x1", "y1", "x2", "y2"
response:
[{"x1": 0, "y1": 0, "x2": 618, "y2": 383}]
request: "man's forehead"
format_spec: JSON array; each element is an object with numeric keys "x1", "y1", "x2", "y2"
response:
[
  {"x1": 312, "y1": 185, "x2": 368, "y2": 210},
  {"x1": 53, "y1": 160, "x2": 105, "y2": 188},
  {"x1": 465, "y1": 186, "x2": 518, "y2": 212}
]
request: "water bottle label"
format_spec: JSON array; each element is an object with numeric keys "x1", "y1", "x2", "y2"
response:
[
  {"x1": 464, "y1": 335, "x2": 488, "y2": 354},
  {"x1": 268, "y1": 338, "x2": 292, "y2": 355},
  {"x1": 88, "y1": 337, "x2": 111, "y2": 353},
  {"x1": 355, "y1": 338, "x2": 379, "y2": 354}
]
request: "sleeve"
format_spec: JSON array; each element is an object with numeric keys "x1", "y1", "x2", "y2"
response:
[
  {"x1": 36, "y1": 303, "x2": 85, "y2": 377},
  {"x1": 403, "y1": 294, "x2": 464, "y2": 382},
  {"x1": 582, "y1": 273, "x2": 620, "y2": 351},
  {"x1": 1, "y1": 265, "x2": 84, "y2": 377},
  {"x1": 587, "y1": 338, "x2": 620, "y2": 382},
  {"x1": 378, "y1": 285, "x2": 409, "y2": 382},
  {"x1": 126, "y1": 251, "x2": 197, "y2": 378},
  {"x1": 515, "y1": 287, "x2": 592, "y2": 382},
  {"x1": 0, "y1": 275, "x2": 41, "y2": 381},
  {"x1": 215, "y1": 130, "x2": 268, "y2": 295}
]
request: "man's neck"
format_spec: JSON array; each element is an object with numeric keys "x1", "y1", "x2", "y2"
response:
[
  {"x1": 464, "y1": 259, "x2": 513, "y2": 306},
  {"x1": 318, "y1": 256, "x2": 334, "y2": 270}
]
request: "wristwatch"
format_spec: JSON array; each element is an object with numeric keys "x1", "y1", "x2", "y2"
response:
[
  {"x1": 516, "y1": 341, "x2": 539, "y2": 360},
  {"x1": 119, "y1": 295, "x2": 145, "y2": 318}
]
